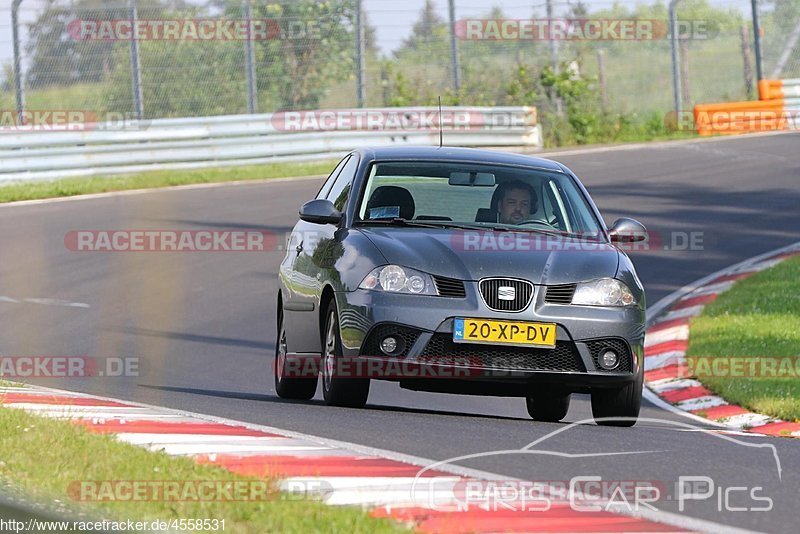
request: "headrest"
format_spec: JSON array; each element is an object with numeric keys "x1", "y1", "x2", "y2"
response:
[{"x1": 366, "y1": 186, "x2": 416, "y2": 220}]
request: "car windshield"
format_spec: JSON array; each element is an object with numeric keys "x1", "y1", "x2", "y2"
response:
[{"x1": 355, "y1": 161, "x2": 603, "y2": 237}]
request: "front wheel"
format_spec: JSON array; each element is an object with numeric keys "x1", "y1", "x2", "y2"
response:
[
  {"x1": 526, "y1": 390, "x2": 571, "y2": 422},
  {"x1": 591, "y1": 369, "x2": 643, "y2": 427},
  {"x1": 321, "y1": 300, "x2": 370, "y2": 408}
]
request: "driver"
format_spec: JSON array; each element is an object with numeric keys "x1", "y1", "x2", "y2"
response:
[{"x1": 495, "y1": 180, "x2": 538, "y2": 225}]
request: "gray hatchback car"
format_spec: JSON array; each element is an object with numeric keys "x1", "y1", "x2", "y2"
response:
[{"x1": 275, "y1": 146, "x2": 647, "y2": 426}]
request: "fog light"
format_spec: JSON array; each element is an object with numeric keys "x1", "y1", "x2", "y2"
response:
[
  {"x1": 380, "y1": 337, "x2": 398, "y2": 355},
  {"x1": 599, "y1": 349, "x2": 619, "y2": 370}
]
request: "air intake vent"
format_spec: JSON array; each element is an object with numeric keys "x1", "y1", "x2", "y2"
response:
[
  {"x1": 545, "y1": 284, "x2": 577, "y2": 304},
  {"x1": 433, "y1": 276, "x2": 466, "y2": 298},
  {"x1": 479, "y1": 278, "x2": 533, "y2": 312}
]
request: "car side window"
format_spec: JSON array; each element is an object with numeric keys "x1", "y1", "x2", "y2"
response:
[
  {"x1": 316, "y1": 156, "x2": 350, "y2": 199},
  {"x1": 326, "y1": 155, "x2": 359, "y2": 212}
]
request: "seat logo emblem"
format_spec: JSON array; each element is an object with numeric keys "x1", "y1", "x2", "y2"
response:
[{"x1": 498, "y1": 286, "x2": 516, "y2": 301}]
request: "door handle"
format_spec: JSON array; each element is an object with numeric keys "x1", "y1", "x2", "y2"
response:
[{"x1": 295, "y1": 241, "x2": 304, "y2": 254}]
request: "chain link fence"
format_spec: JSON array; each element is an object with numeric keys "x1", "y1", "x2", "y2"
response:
[{"x1": 1, "y1": 1, "x2": 798, "y2": 132}]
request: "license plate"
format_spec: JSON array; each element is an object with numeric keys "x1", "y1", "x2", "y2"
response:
[{"x1": 453, "y1": 318, "x2": 557, "y2": 348}]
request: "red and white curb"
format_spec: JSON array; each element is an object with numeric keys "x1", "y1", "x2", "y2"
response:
[
  {"x1": 0, "y1": 383, "x2": 744, "y2": 533},
  {"x1": 644, "y1": 242, "x2": 800, "y2": 438}
]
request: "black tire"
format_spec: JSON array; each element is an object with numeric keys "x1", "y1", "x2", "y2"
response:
[
  {"x1": 321, "y1": 300, "x2": 370, "y2": 408},
  {"x1": 591, "y1": 368, "x2": 643, "y2": 427},
  {"x1": 274, "y1": 307, "x2": 317, "y2": 400},
  {"x1": 526, "y1": 390, "x2": 571, "y2": 422}
]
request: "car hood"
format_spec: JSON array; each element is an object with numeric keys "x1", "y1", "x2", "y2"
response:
[{"x1": 357, "y1": 227, "x2": 620, "y2": 284}]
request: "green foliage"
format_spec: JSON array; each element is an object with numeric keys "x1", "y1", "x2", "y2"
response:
[
  {"x1": 24, "y1": 0, "x2": 172, "y2": 89},
  {"x1": 103, "y1": 35, "x2": 247, "y2": 117},
  {"x1": 251, "y1": 1, "x2": 356, "y2": 110},
  {"x1": 0, "y1": 405, "x2": 404, "y2": 532},
  {"x1": 1, "y1": 62, "x2": 13, "y2": 92}
]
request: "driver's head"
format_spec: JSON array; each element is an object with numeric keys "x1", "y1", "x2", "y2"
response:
[{"x1": 496, "y1": 181, "x2": 536, "y2": 225}]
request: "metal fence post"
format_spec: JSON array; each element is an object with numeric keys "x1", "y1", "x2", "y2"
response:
[
  {"x1": 129, "y1": 0, "x2": 144, "y2": 119},
  {"x1": 11, "y1": 0, "x2": 25, "y2": 125},
  {"x1": 546, "y1": 0, "x2": 562, "y2": 114},
  {"x1": 669, "y1": 0, "x2": 683, "y2": 117},
  {"x1": 355, "y1": 0, "x2": 366, "y2": 107},
  {"x1": 751, "y1": 0, "x2": 763, "y2": 81},
  {"x1": 448, "y1": 0, "x2": 461, "y2": 93},
  {"x1": 244, "y1": 0, "x2": 258, "y2": 114}
]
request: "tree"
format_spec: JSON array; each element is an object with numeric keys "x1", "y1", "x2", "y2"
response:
[
  {"x1": 24, "y1": 0, "x2": 179, "y2": 88},
  {"x1": 401, "y1": 0, "x2": 446, "y2": 50},
  {"x1": 250, "y1": 0, "x2": 357, "y2": 110}
]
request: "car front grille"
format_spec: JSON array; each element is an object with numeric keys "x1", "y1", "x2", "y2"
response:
[
  {"x1": 419, "y1": 334, "x2": 584, "y2": 372},
  {"x1": 585, "y1": 338, "x2": 633, "y2": 373},
  {"x1": 360, "y1": 324, "x2": 421, "y2": 358},
  {"x1": 433, "y1": 275, "x2": 466, "y2": 298},
  {"x1": 545, "y1": 284, "x2": 577, "y2": 304},
  {"x1": 479, "y1": 278, "x2": 533, "y2": 312}
]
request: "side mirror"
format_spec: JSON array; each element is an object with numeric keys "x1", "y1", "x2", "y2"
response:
[
  {"x1": 608, "y1": 217, "x2": 647, "y2": 243},
  {"x1": 299, "y1": 199, "x2": 343, "y2": 225}
]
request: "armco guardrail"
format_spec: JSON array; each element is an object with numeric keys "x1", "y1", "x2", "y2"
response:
[
  {"x1": 693, "y1": 80, "x2": 800, "y2": 135},
  {"x1": 0, "y1": 107, "x2": 540, "y2": 183}
]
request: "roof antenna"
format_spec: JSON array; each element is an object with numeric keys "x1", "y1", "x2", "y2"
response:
[{"x1": 438, "y1": 95, "x2": 443, "y2": 148}]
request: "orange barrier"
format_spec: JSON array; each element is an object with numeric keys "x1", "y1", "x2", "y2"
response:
[
  {"x1": 759, "y1": 78, "x2": 800, "y2": 100},
  {"x1": 693, "y1": 79, "x2": 799, "y2": 135}
]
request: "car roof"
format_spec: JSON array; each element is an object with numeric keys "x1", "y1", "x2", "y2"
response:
[{"x1": 355, "y1": 146, "x2": 565, "y2": 172}]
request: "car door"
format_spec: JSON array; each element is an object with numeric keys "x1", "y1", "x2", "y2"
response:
[
  {"x1": 281, "y1": 156, "x2": 349, "y2": 350},
  {"x1": 286, "y1": 154, "x2": 359, "y2": 354}
]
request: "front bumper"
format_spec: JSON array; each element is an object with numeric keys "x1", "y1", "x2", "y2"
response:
[{"x1": 334, "y1": 285, "x2": 645, "y2": 394}]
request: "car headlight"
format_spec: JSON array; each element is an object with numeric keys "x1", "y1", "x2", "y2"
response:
[
  {"x1": 359, "y1": 265, "x2": 438, "y2": 295},
  {"x1": 571, "y1": 278, "x2": 636, "y2": 306}
]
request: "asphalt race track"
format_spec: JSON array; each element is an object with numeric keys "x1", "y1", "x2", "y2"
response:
[{"x1": 1, "y1": 133, "x2": 798, "y2": 532}]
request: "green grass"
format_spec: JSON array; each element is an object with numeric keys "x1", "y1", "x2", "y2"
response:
[
  {"x1": 0, "y1": 83, "x2": 112, "y2": 113},
  {"x1": 686, "y1": 256, "x2": 800, "y2": 421},
  {"x1": 0, "y1": 160, "x2": 337, "y2": 204},
  {"x1": 0, "y1": 403, "x2": 404, "y2": 533}
]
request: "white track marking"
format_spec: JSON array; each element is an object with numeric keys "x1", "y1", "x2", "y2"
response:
[
  {"x1": 649, "y1": 379, "x2": 704, "y2": 394},
  {"x1": 0, "y1": 296, "x2": 90, "y2": 308},
  {"x1": 6, "y1": 382, "x2": 763, "y2": 534},
  {"x1": 644, "y1": 351, "x2": 684, "y2": 370},
  {"x1": 655, "y1": 305, "x2": 705, "y2": 322},
  {"x1": 718, "y1": 413, "x2": 773, "y2": 429},
  {"x1": 644, "y1": 325, "x2": 689, "y2": 347},
  {"x1": 675, "y1": 396, "x2": 728, "y2": 412},
  {"x1": 141, "y1": 442, "x2": 331, "y2": 456}
]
